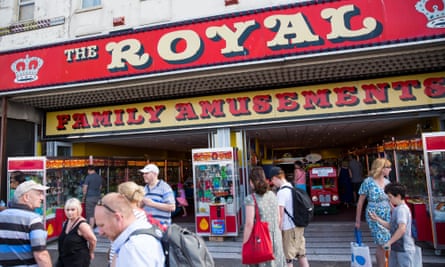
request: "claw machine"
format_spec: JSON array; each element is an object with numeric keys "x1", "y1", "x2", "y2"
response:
[
  {"x1": 419, "y1": 132, "x2": 445, "y2": 255},
  {"x1": 7, "y1": 156, "x2": 61, "y2": 240},
  {"x1": 192, "y1": 147, "x2": 240, "y2": 238}
]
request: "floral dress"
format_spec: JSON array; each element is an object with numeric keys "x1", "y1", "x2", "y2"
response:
[
  {"x1": 245, "y1": 191, "x2": 285, "y2": 267},
  {"x1": 358, "y1": 177, "x2": 391, "y2": 245}
]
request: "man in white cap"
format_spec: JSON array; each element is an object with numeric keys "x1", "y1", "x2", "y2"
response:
[
  {"x1": 140, "y1": 163, "x2": 176, "y2": 226},
  {"x1": 0, "y1": 180, "x2": 52, "y2": 267}
]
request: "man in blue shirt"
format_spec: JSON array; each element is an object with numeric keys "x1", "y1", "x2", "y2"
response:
[
  {"x1": 95, "y1": 192, "x2": 164, "y2": 267},
  {"x1": 140, "y1": 164, "x2": 176, "y2": 226}
]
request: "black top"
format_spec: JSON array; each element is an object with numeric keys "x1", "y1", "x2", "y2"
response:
[{"x1": 56, "y1": 219, "x2": 90, "y2": 267}]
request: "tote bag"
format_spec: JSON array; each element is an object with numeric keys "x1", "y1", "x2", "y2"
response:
[
  {"x1": 351, "y1": 228, "x2": 372, "y2": 267},
  {"x1": 241, "y1": 194, "x2": 275, "y2": 264}
]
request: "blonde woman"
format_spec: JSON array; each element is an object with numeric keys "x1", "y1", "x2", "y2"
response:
[
  {"x1": 118, "y1": 181, "x2": 147, "y2": 222},
  {"x1": 57, "y1": 198, "x2": 96, "y2": 267},
  {"x1": 355, "y1": 158, "x2": 392, "y2": 267}
]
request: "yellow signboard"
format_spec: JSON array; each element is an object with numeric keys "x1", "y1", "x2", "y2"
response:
[{"x1": 45, "y1": 72, "x2": 445, "y2": 137}]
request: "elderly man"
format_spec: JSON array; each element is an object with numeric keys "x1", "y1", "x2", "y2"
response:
[
  {"x1": 94, "y1": 192, "x2": 164, "y2": 267},
  {"x1": 0, "y1": 180, "x2": 52, "y2": 267},
  {"x1": 140, "y1": 163, "x2": 176, "y2": 226}
]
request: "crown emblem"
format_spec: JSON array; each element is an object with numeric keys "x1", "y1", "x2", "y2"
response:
[
  {"x1": 416, "y1": 0, "x2": 445, "y2": 28},
  {"x1": 10, "y1": 54, "x2": 44, "y2": 83}
]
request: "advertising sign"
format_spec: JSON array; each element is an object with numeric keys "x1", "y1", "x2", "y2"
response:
[{"x1": 1, "y1": 0, "x2": 444, "y2": 92}]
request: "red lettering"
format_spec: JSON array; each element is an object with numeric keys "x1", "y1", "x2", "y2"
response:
[
  {"x1": 114, "y1": 109, "x2": 125, "y2": 126},
  {"x1": 424, "y1": 77, "x2": 445, "y2": 98},
  {"x1": 126, "y1": 108, "x2": 144, "y2": 125},
  {"x1": 92, "y1": 111, "x2": 112, "y2": 127},
  {"x1": 392, "y1": 80, "x2": 419, "y2": 101},
  {"x1": 252, "y1": 95, "x2": 272, "y2": 114},
  {"x1": 276, "y1": 92, "x2": 298, "y2": 111},
  {"x1": 301, "y1": 89, "x2": 332, "y2": 109},
  {"x1": 226, "y1": 97, "x2": 251, "y2": 116},
  {"x1": 72, "y1": 113, "x2": 90, "y2": 129},
  {"x1": 199, "y1": 100, "x2": 225, "y2": 118},
  {"x1": 143, "y1": 105, "x2": 166, "y2": 123},
  {"x1": 56, "y1": 114, "x2": 70, "y2": 130},
  {"x1": 175, "y1": 103, "x2": 199, "y2": 121},
  {"x1": 362, "y1": 83, "x2": 389, "y2": 104},
  {"x1": 334, "y1": 87, "x2": 359, "y2": 106}
]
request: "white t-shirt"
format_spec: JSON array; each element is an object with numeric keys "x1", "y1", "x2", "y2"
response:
[{"x1": 277, "y1": 181, "x2": 295, "y2": 231}]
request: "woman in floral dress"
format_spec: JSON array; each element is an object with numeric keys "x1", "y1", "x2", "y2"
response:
[
  {"x1": 243, "y1": 166, "x2": 285, "y2": 267},
  {"x1": 355, "y1": 158, "x2": 392, "y2": 267}
]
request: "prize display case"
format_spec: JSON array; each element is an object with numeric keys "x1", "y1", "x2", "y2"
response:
[
  {"x1": 192, "y1": 147, "x2": 241, "y2": 237},
  {"x1": 418, "y1": 132, "x2": 445, "y2": 255},
  {"x1": 383, "y1": 138, "x2": 426, "y2": 196},
  {"x1": 7, "y1": 157, "x2": 61, "y2": 240}
]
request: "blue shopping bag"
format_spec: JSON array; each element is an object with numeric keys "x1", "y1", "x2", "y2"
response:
[{"x1": 351, "y1": 228, "x2": 372, "y2": 267}]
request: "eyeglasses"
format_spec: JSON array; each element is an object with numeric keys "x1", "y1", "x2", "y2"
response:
[{"x1": 96, "y1": 199, "x2": 117, "y2": 214}]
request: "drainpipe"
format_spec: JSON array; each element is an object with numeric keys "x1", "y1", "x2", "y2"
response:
[{"x1": 0, "y1": 97, "x2": 7, "y2": 202}]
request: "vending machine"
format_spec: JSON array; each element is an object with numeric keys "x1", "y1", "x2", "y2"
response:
[{"x1": 192, "y1": 147, "x2": 240, "y2": 238}]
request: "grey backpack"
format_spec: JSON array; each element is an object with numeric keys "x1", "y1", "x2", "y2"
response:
[{"x1": 130, "y1": 223, "x2": 215, "y2": 267}]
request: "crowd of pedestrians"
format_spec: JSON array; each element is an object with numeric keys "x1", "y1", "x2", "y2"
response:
[{"x1": 0, "y1": 158, "x2": 417, "y2": 267}]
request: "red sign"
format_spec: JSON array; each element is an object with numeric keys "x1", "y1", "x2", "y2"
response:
[
  {"x1": 425, "y1": 136, "x2": 445, "y2": 151},
  {"x1": 8, "y1": 158, "x2": 45, "y2": 171},
  {"x1": 0, "y1": 0, "x2": 444, "y2": 92}
]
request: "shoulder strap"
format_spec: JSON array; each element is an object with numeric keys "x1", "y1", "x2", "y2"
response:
[
  {"x1": 128, "y1": 227, "x2": 162, "y2": 241},
  {"x1": 280, "y1": 185, "x2": 297, "y2": 226},
  {"x1": 251, "y1": 194, "x2": 260, "y2": 222}
]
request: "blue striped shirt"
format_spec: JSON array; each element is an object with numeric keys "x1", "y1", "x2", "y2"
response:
[
  {"x1": 0, "y1": 203, "x2": 47, "y2": 267},
  {"x1": 143, "y1": 180, "x2": 175, "y2": 226}
]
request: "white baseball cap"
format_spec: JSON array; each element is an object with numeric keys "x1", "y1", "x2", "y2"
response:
[
  {"x1": 14, "y1": 180, "x2": 49, "y2": 199},
  {"x1": 139, "y1": 164, "x2": 159, "y2": 174}
]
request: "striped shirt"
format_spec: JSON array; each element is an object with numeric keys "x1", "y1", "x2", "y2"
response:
[
  {"x1": 0, "y1": 203, "x2": 47, "y2": 267},
  {"x1": 143, "y1": 180, "x2": 175, "y2": 226}
]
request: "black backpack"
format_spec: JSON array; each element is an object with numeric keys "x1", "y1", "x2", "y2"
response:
[
  {"x1": 129, "y1": 223, "x2": 215, "y2": 267},
  {"x1": 281, "y1": 185, "x2": 314, "y2": 227}
]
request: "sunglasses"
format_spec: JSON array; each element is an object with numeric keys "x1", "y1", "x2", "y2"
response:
[{"x1": 96, "y1": 199, "x2": 117, "y2": 214}]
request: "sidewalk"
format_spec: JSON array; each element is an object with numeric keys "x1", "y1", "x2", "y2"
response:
[{"x1": 47, "y1": 206, "x2": 445, "y2": 266}]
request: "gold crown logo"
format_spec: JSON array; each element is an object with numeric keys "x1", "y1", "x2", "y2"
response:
[
  {"x1": 10, "y1": 54, "x2": 44, "y2": 83},
  {"x1": 416, "y1": 0, "x2": 445, "y2": 28}
]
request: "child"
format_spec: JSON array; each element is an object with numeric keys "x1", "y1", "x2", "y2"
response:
[
  {"x1": 369, "y1": 182, "x2": 415, "y2": 267},
  {"x1": 176, "y1": 182, "x2": 188, "y2": 217}
]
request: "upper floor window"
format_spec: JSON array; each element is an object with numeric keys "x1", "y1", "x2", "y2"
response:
[
  {"x1": 18, "y1": 0, "x2": 34, "y2": 21},
  {"x1": 82, "y1": 0, "x2": 101, "y2": 9}
]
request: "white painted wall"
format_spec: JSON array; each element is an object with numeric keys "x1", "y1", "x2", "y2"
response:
[{"x1": 0, "y1": 0, "x2": 308, "y2": 52}]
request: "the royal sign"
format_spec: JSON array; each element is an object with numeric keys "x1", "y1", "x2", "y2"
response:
[{"x1": 1, "y1": 0, "x2": 445, "y2": 92}]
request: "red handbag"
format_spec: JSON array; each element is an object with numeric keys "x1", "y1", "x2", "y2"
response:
[{"x1": 242, "y1": 193, "x2": 275, "y2": 264}]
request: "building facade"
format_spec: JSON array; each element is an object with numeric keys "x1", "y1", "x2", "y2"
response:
[{"x1": 0, "y1": 0, "x2": 444, "y2": 202}]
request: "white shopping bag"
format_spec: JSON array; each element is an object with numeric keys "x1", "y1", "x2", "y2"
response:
[{"x1": 351, "y1": 242, "x2": 372, "y2": 267}]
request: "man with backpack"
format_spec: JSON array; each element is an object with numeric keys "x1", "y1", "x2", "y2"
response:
[
  {"x1": 94, "y1": 192, "x2": 165, "y2": 267},
  {"x1": 270, "y1": 166, "x2": 310, "y2": 267}
]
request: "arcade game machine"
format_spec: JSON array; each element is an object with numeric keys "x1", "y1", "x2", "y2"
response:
[{"x1": 308, "y1": 166, "x2": 340, "y2": 214}]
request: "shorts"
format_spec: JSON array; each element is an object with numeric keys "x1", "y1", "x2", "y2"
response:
[
  {"x1": 389, "y1": 250, "x2": 415, "y2": 267},
  {"x1": 282, "y1": 227, "x2": 306, "y2": 260},
  {"x1": 85, "y1": 196, "x2": 101, "y2": 222}
]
